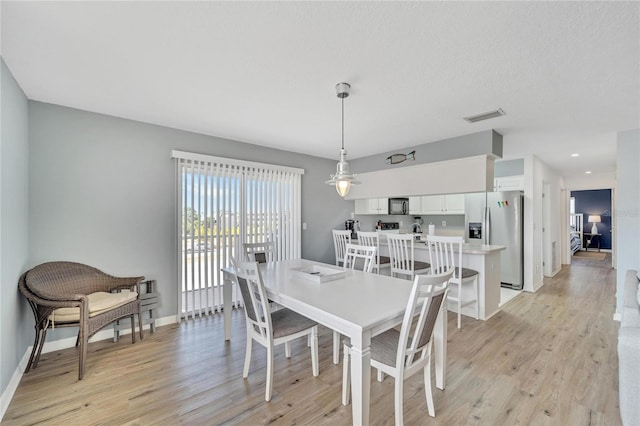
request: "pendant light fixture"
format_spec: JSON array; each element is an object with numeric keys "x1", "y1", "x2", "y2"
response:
[{"x1": 326, "y1": 82, "x2": 360, "y2": 197}]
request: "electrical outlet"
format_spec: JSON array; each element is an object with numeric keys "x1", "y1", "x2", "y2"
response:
[
  {"x1": 350, "y1": 212, "x2": 355, "y2": 219},
  {"x1": 399, "y1": 221, "x2": 403, "y2": 227},
  {"x1": 302, "y1": 222, "x2": 307, "y2": 230},
  {"x1": 441, "y1": 220, "x2": 446, "y2": 227}
]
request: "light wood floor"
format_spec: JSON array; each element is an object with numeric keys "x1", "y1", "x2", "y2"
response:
[{"x1": 4, "y1": 257, "x2": 620, "y2": 425}]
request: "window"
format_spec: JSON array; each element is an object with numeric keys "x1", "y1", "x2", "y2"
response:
[
  {"x1": 172, "y1": 150, "x2": 303, "y2": 318},
  {"x1": 570, "y1": 197, "x2": 575, "y2": 215}
]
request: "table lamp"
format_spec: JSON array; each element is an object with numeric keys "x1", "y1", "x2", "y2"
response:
[{"x1": 588, "y1": 215, "x2": 601, "y2": 234}]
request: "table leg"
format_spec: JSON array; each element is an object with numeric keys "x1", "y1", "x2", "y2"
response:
[
  {"x1": 434, "y1": 304, "x2": 447, "y2": 390},
  {"x1": 350, "y1": 333, "x2": 372, "y2": 426},
  {"x1": 222, "y1": 271, "x2": 233, "y2": 341}
]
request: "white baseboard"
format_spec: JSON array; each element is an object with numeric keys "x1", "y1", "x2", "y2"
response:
[
  {"x1": 0, "y1": 349, "x2": 31, "y2": 421},
  {"x1": 0, "y1": 315, "x2": 177, "y2": 422},
  {"x1": 484, "y1": 308, "x2": 502, "y2": 321},
  {"x1": 545, "y1": 267, "x2": 561, "y2": 278},
  {"x1": 523, "y1": 279, "x2": 544, "y2": 293}
]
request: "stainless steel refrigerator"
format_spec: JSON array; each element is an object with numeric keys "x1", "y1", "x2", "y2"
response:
[{"x1": 465, "y1": 191, "x2": 524, "y2": 290}]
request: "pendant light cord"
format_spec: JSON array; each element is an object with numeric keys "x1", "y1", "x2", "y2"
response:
[{"x1": 341, "y1": 96, "x2": 345, "y2": 150}]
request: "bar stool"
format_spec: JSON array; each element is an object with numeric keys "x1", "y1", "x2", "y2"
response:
[
  {"x1": 386, "y1": 233, "x2": 430, "y2": 280},
  {"x1": 332, "y1": 230, "x2": 352, "y2": 267},
  {"x1": 356, "y1": 231, "x2": 390, "y2": 274},
  {"x1": 426, "y1": 235, "x2": 479, "y2": 329}
]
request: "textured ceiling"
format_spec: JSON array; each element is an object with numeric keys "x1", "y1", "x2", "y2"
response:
[{"x1": 2, "y1": 2, "x2": 638, "y2": 177}]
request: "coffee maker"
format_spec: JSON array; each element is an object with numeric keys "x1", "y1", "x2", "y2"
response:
[{"x1": 345, "y1": 219, "x2": 359, "y2": 239}]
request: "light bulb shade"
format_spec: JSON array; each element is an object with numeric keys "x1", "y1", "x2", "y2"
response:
[
  {"x1": 587, "y1": 215, "x2": 601, "y2": 223},
  {"x1": 325, "y1": 148, "x2": 360, "y2": 197},
  {"x1": 336, "y1": 179, "x2": 351, "y2": 197}
]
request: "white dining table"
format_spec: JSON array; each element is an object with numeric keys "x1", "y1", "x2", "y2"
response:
[{"x1": 221, "y1": 259, "x2": 447, "y2": 426}]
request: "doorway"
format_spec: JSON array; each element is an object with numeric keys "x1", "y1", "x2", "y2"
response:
[{"x1": 568, "y1": 188, "x2": 613, "y2": 268}]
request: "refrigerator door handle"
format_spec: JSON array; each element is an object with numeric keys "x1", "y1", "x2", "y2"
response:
[{"x1": 484, "y1": 206, "x2": 491, "y2": 245}]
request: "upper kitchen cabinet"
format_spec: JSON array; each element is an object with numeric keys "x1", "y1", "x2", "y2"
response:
[
  {"x1": 355, "y1": 197, "x2": 389, "y2": 215},
  {"x1": 409, "y1": 196, "x2": 422, "y2": 214},
  {"x1": 418, "y1": 194, "x2": 465, "y2": 215},
  {"x1": 494, "y1": 175, "x2": 524, "y2": 192},
  {"x1": 346, "y1": 155, "x2": 495, "y2": 200},
  {"x1": 444, "y1": 193, "x2": 465, "y2": 213}
]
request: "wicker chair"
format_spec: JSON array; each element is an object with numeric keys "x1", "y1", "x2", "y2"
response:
[{"x1": 18, "y1": 261, "x2": 144, "y2": 380}]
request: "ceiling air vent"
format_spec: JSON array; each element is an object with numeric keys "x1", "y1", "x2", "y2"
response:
[{"x1": 463, "y1": 108, "x2": 506, "y2": 123}]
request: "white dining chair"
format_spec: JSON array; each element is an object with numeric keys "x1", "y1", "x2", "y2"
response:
[
  {"x1": 231, "y1": 258, "x2": 319, "y2": 401},
  {"x1": 243, "y1": 241, "x2": 276, "y2": 263},
  {"x1": 356, "y1": 231, "x2": 390, "y2": 274},
  {"x1": 330, "y1": 243, "x2": 377, "y2": 364},
  {"x1": 342, "y1": 269, "x2": 453, "y2": 423},
  {"x1": 386, "y1": 233, "x2": 430, "y2": 280},
  {"x1": 343, "y1": 243, "x2": 377, "y2": 273},
  {"x1": 332, "y1": 230, "x2": 352, "y2": 266},
  {"x1": 426, "y1": 235, "x2": 479, "y2": 329}
]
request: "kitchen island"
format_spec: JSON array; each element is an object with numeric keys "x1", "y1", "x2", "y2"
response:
[{"x1": 378, "y1": 240, "x2": 505, "y2": 321}]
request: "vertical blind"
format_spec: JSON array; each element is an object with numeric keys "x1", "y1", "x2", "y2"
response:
[{"x1": 172, "y1": 150, "x2": 304, "y2": 319}]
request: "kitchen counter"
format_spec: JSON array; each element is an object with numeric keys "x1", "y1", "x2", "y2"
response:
[
  {"x1": 376, "y1": 238, "x2": 504, "y2": 321},
  {"x1": 415, "y1": 241, "x2": 505, "y2": 255},
  {"x1": 374, "y1": 233, "x2": 505, "y2": 255}
]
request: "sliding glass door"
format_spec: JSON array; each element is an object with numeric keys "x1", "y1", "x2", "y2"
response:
[{"x1": 174, "y1": 151, "x2": 302, "y2": 319}]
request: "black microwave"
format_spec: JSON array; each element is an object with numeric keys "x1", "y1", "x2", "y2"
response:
[{"x1": 388, "y1": 198, "x2": 409, "y2": 215}]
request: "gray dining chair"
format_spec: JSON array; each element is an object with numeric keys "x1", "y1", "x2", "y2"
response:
[
  {"x1": 231, "y1": 258, "x2": 319, "y2": 401},
  {"x1": 331, "y1": 243, "x2": 377, "y2": 364},
  {"x1": 342, "y1": 269, "x2": 453, "y2": 424},
  {"x1": 243, "y1": 241, "x2": 276, "y2": 263}
]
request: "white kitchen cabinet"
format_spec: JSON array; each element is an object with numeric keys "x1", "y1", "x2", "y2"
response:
[
  {"x1": 494, "y1": 175, "x2": 524, "y2": 192},
  {"x1": 444, "y1": 194, "x2": 465, "y2": 214},
  {"x1": 344, "y1": 155, "x2": 494, "y2": 199},
  {"x1": 354, "y1": 197, "x2": 389, "y2": 215},
  {"x1": 415, "y1": 194, "x2": 465, "y2": 215},
  {"x1": 409, "y1": 196, "x2": 422, "y2": 214},
  {"x1": 420, "y1": 195, "x2": 444, "y2": 214},
  {"x1": 354, "y1": 199, "x2": 373, "y2": 215}
]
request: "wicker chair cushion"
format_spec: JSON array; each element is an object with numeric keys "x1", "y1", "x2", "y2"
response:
[{"x1": 50, "y1": 291, "x2": 138, "y2": 322}]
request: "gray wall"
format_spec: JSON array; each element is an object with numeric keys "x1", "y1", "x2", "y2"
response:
[
  {"x1": 27, "y1": 101, "x2": 350, "y2": 338},
  {"x1": 0, "y1": 82, "x2": 351, "y2": 405},
  {"x1": 1, "y1": 60, "x2": 30, "y2": 398},
  {"x1": 350, "y1": 129, "x2": 502, "y2": 173},
  {"x1": 615, "y1": 129, "x2": 640, "y2": 316}
]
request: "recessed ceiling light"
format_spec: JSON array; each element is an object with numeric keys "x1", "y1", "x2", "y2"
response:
[
  {"x1": 585, "y1": 171, "x2": 592, "y2": 174},
  {"x1": 571, "y1": 153, "x2": 580, "y2": 157}
]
